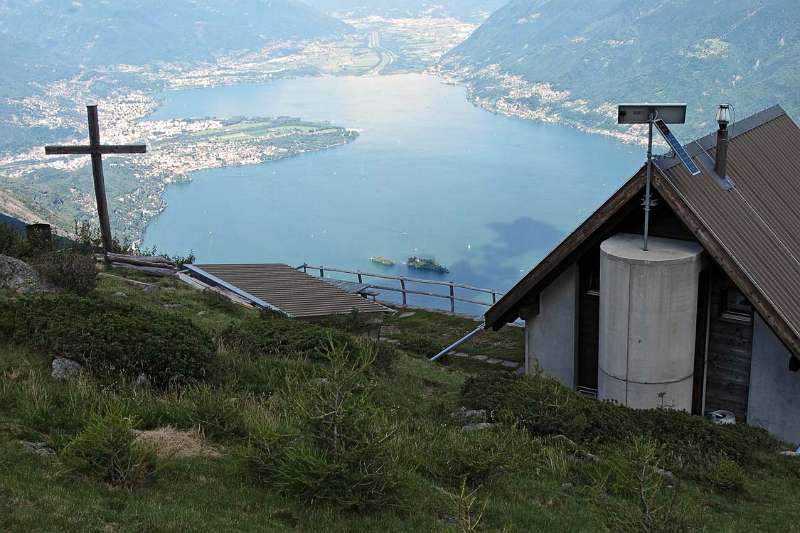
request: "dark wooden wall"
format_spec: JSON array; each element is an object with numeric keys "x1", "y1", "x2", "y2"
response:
[
  {"x1": 703, "y1": 269, "x2": 754, "y2": 420},
  {"x1": 615, "y1": 190, "x2": 695, "y2": 241},
  {"x1": 577, "y1": 250, "x2": 600, "y2": 391}
]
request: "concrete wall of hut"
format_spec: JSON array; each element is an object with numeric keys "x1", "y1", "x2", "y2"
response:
[
  {"x1": 747, "y1": 314, "x2": 800, "y2": 445},
  {"x1": 524, "y1": 264, "x2": 578, "y2": 388}
]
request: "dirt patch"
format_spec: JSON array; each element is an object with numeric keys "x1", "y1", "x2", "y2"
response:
[{"x1": 133, "y1": 427, "x2": 222, "y2": 459}]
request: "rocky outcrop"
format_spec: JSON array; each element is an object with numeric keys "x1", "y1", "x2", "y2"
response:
[
  {"x1": 51, "y1": 357, "x2": 83, "y2": 380},
  {"x1": 0, "y1": 254, "x2": 42, "y2": 293}
]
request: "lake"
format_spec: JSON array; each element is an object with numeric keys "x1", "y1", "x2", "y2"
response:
[{"x1": 143, "y1": 73, "x2": 641, "y2": 313}]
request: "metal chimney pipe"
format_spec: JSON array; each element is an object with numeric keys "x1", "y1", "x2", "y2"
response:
[{"x1": 715, "y1": 104, "x2": 730, "y2": 177}]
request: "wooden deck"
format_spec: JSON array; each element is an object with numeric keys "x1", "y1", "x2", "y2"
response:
[{"x1": 186, "y1": 263, "x2": 391, "y2": 319}]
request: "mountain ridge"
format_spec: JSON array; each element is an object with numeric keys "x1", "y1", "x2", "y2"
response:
[{"x1": 440, "y1": 0, "x2": 800, "y2": 140}]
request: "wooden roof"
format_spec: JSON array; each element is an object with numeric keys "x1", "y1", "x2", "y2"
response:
[
  {"x1": 187, "y1": 263, "x2": 391, "y2": 319},
  {"x1": 485, "y1": 105, "x2": 800, "y2": 358}
]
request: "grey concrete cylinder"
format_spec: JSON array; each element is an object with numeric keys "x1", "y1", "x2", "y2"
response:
[{"x1": 598, "y1": 233, "x2": 704, "y2": 412}]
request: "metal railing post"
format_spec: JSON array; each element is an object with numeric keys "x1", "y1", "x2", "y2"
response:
[
  {"x1": 400, "y1": 279, "x2": 407, "y2": 306},
  {"x1": 319, "y1": 267, "x2": 324, "y2": 278},
  {"x1": 449, "y1": 284, "x2": 455, "y2": 313},
  {"x1": 358, "y1": 273, "x2": 363, "y2": 284}
]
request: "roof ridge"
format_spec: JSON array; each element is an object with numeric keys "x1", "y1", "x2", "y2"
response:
[{"x1": 654, "y1": 104, "x2": 786, "y2": 172}]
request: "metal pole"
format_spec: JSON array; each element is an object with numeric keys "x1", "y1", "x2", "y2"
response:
[
  {"x1": 431, "y1": 324, "x2": 485, "y2": 362},
  {"x1": 643, "y1": 113, "x2": 654, "y2": 252}
]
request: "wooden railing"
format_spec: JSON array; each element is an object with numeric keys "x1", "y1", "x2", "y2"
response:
[{"x1": 297, "y1": 263, "x2": 502, "y2": 314}]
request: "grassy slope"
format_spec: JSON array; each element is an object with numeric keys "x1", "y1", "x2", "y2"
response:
[{"x1": 1, "y1": 272, "x2": 799, "y2": 532}]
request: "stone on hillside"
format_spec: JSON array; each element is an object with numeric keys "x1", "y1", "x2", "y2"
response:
[
  {"x1": 654, "y1": 467, "x2": 676, "y2": 483},
  {"x1": 452, "y1": 407, "x2": 487, "y2": 424},
  {"x1": 501, "y1": 360, "x2": 520, "y2": 368},
  {"x1": 20, "y1": 441, "x2": 55, "y2": 458},
  {"x1": 573, "y1": 450, "x2": 600, "y2": 463},
  {"x1": 135, "y1": 373, "x2": 152, "y2": 387},
  {"x1": 398, "y1": 312, "x2": 416, "y2": 319},
  {"x1": 51, "y1": 357, "x2": 82, "y2": 380},
  {"x1": 461, "y1": 422, "x2": 493, "y2": 432},
  {"x1": 514, "y1": 367, "x2": 526, "y2": 376},
  {"x1": 0, "y1": 254, "x2": 43, "y2": 293}
]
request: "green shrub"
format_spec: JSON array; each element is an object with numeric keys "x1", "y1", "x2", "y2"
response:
[
  {"x1": 0, "y1": 294, "x2": 215, "y2": 387},
  {"x1": 180, "y1": 384, "x2": 247, "y2": 440},
  {"x1": 319, "y1": 309, "x2": 374, "y2": 336},
  {"x1": 32, "y1": 252, "x2": 96, "y2": 295},
  {"x1": 363, "y1": 339, "x2": 399, "y2": 372},
  {"x1": 220, "y1": 315, "x2": 360, "y2": 362},
  {"x1": 395, "y1": 334, "x2": 441, "y2": 357},
  {"x1": 0, "y1": 223, "x2": 31, "y2": 258},
  {"x1": 198, "y1": 289, "x2": 243, "y2": 315},
  {"x1": 461, "y1": 371, "x2": 778, "y2": 476},
  {"x1": 706, "y1": 456, "x2": 747, "y2": 493},
  {"x1": 246, "y1": 339, "x2": 401, "y2": 510},
  {"x1": 422, "y1": 425, "x2": 517, "y2": 487},
  {"x1": 602, "y1": 437, "x2": 698, "y2": 533},
  {"x1": 60, "y1": 410, "x2": 157, "y2": 488}
]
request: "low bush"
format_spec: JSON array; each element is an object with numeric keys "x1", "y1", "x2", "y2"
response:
[
  {"x1": 0, "y1": 223, "x2": 31, "y2": 258},
  {"x1": 246, "y1": 339, "x2": 401, "y2": 510},
  {"x1": 602, "y1": 437, "x2": 698, "y2": 533},
  {"x1": 60, "y1": 410, "x2": 157, "y2": 488},
  {"x1": 705, "y1": 456, "x2": 747, "y2": 493},
  {"x1": 32, "y1": 252, "x2": 96, "y2": 295},
  {"x1": 220, "y1": 315, "x2": 360, "y2": 362},
  {"x1": 461, "y1": 371, "x2": 778, "y2": 477},
  {"x1": 421, "y1": 425, "x2": 519, "y2": 487},
  {"x1": 179, "y1": 384, "x2": 247, "y2": 441},
  {"x1": 0, "y1": 294, "x2": 215, "y2": 387},
  {"x1": 395, "y1": 334, "x2": 441, "y2": 358},
  {"x1": 319, "y1": 309, "x2": 374, "y2": 336}
]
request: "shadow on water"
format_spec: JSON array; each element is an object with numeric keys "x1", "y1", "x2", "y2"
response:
[{"x1": 450, "y1": 216, "x2": 567, "y2": 291}]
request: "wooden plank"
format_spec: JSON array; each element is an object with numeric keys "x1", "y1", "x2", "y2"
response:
[
  {"x1": 111, "y1": 262, "x2": 177, "y2": 277},
  {"x1": 45, "y1": 146, "x2": 93, "y2": 155},
  {"x1": 106, "y1": 252, "x2": 175, "y2": 265},
  {"x1": 45, "y1": 145, "x2": 147, "y2": 155}
]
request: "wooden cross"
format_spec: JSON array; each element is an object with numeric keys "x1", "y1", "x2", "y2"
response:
[{"x1": 45, "y1": 105, "x2": 147, "y2": 254}]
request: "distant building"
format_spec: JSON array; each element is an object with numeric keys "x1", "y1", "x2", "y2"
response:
[{"x1": 485, "y1": 105, "x2": 800, "y2": 445}]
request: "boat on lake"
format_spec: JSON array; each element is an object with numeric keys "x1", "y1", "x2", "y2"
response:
[
  {"x1": 406, "y1": 256, "x2": 449, "y2": 274},
  {"x1": 369, "y1": 256, "x2": 395, "y2": 267}
]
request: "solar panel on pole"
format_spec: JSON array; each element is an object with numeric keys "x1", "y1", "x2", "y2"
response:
[{"x1": 654, "y1": 119, "x2": 701, "y2": 176}]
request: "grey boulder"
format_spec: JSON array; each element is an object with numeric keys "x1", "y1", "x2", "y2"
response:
[
  {"x1": 0, "y1": 254, "x2": 42, "y2": 293},
  {"x1": 51, "y1": 357, "x2": 83, "y2": 380}
]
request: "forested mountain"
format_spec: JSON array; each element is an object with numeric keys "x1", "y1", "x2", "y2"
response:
[
  {"x1": 303, "y1": 0, "x2": 506, "y2": 22},
  {"x1": 0, "y1": 0, "x2": 352, "y2": 95},
  {"x1": 441, "y1": 0, "x2": 799, "y2": 138}
]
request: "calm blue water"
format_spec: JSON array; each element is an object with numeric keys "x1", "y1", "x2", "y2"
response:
[{"x1": 143, "y1": 73, "x2": 640, "y2": 313}]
